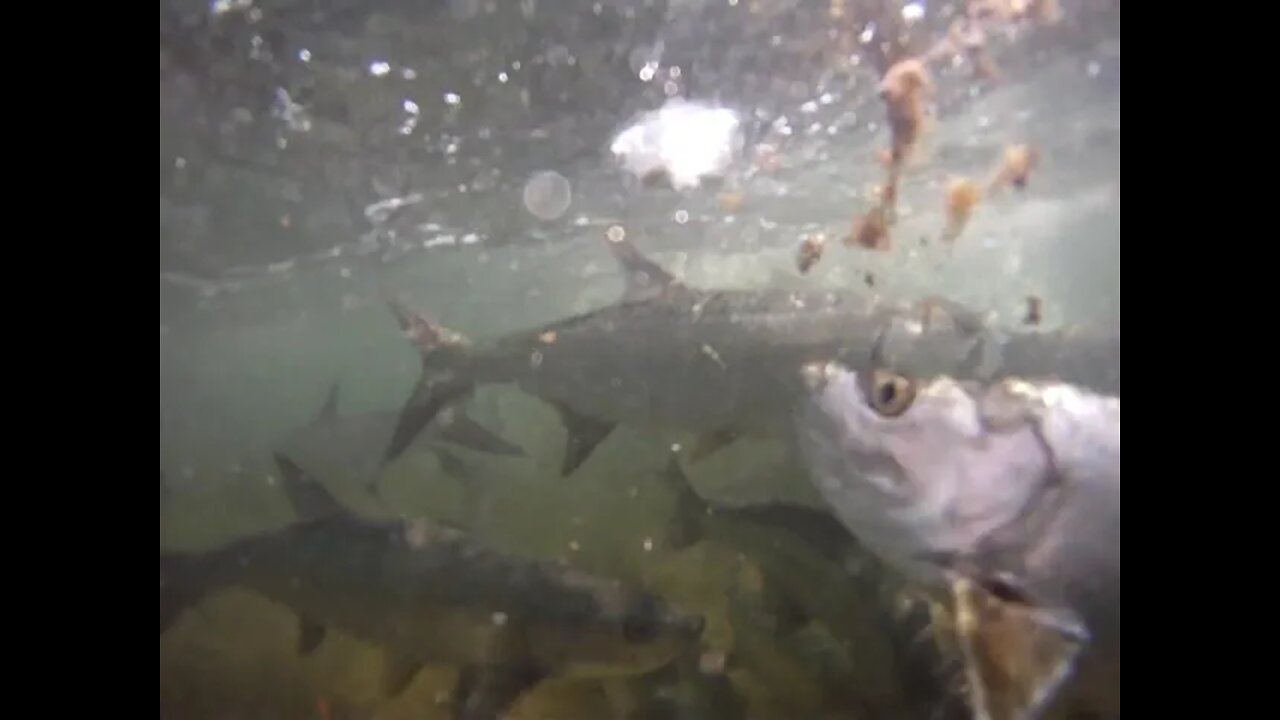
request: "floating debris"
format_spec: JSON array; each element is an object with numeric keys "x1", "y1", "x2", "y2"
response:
[
  {"x1": 847, "y1": 206, "x2": 890, "y2": 251},
  {"x1": 796, "y1": 234, "x2": 826, "y2": 273},
  {"x1": 942, "y1": 177, "x2": 983, "y2": 243},
  {"x1": 988, "y1": 144, "x2": 1039, "y2": 193},
  {"x1": 878, "y1": 58, "x2": 933, "y2": 168}
]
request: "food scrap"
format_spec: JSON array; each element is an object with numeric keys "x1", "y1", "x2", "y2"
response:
[
  {"x1": 835, "y1": 0, "x2": 1064, "y2": 267},
  {"x1": 926, "y1": 14, "x2": 1000, "y2": 80},
  {"x1": 942, "y1": 177, "x2": 984, "y2": 243},
  {"x1": 796, "y1": 234, "x2": 827, "y2": 274},
  {"x1": 878, "y1": 58, "x2": 934, "y2": 168},
  {"x1": 987, "y1": 144, "x2": 1039, "y2": 193},
  {"x1": 846, "y1": 206, "x2": 890, "y2": 251},
  {"x1": 846, "y1": 58, "x2": 931, "y2": 259}
]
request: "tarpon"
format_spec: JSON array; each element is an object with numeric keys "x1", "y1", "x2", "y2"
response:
[
  {"x1": 273, "y1": 379, "x2": 525, "y2": 494},
  {"x1": 159, "y1": 466, "x2": 705, "y2": 720},
  {"x1": 794, "y1": 357, "x2": 1120, "y2": 720},
  {"x1": 382, "y1": 233, "x2": 1120, "y2": 476}
]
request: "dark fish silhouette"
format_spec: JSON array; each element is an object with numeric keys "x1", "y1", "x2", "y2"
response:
[
  {"x1": 382, "y1": 233, "x2": 1119, "y2": 477},
  {"x1": 160, "y1": 465, "x2": 704, "y2": 720}
]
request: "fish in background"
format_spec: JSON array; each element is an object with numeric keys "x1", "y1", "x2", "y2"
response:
[
  {"x1": 794, "y1": 352, "x2": 1120, "y2": 720},
  {"x1": 271, "y1": 379, "x2": 525, "y2": 498},
  {"x1": 656, "y1": 454, "x2": 968, "y2": 720},
  {"x1": 159, "y1": 460, "x2": 705, "y2": 720},
  {"x1": 380, "y1": 232, "x2": 1119, "y2": 479}
]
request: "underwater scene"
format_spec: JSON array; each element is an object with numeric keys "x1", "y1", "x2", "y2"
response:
[{"x1": 160, "y1": 1, "x2": 1120, "y2": 718}]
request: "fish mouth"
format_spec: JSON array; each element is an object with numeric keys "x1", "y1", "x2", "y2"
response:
[
  {"x1": 794, "y1": 361, "x2": 882, "y2": 464},
  {"x1": 797, "y1": 361, "x2": 865, "y2": 427}
]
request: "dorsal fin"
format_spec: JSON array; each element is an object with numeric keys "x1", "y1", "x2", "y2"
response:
[
  {"x1": 316, "y1": 381, "x2": 341, "y2": 423},
  {"x1": 605, "y1": 234, "x2": 687, "y2": 302}
]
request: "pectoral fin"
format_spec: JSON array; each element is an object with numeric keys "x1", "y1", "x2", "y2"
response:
[
  {"x1": 554, "y1": 403, "x2": 617, "y2": 477},
  {"x1": 384, "y1": 377, "x2": 476, "y2": 464},
  {"x1": 949, "y1": 574, "x2": 1089, "y2": 720}
]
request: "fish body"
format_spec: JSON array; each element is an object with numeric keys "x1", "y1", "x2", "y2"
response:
[
  {"x1": 794, "y1": 362, "x2": 1120, "y2": 720},
  {"x1": 384, "y1": 235, "x2": 1120, "y2": 475},
  {"x1": 160, "y1": 479, "x2": 703, "y2": 719}
]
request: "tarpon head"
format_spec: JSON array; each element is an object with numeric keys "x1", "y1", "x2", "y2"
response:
[
  {"x1": 794, "y1": 360, "x2": 1060, "y2": 587},
  {"x1": 795, "y1": 361, "x2": 1122, "y2": 720}
]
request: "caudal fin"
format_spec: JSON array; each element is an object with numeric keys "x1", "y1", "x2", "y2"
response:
[{"x1": 383, "y1": 295, "x2": 477, "y2": 464}]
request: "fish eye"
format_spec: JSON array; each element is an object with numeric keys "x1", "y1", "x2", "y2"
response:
[{"x1": 867, "y1": 369, "x2": 916, "y2": 417}]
